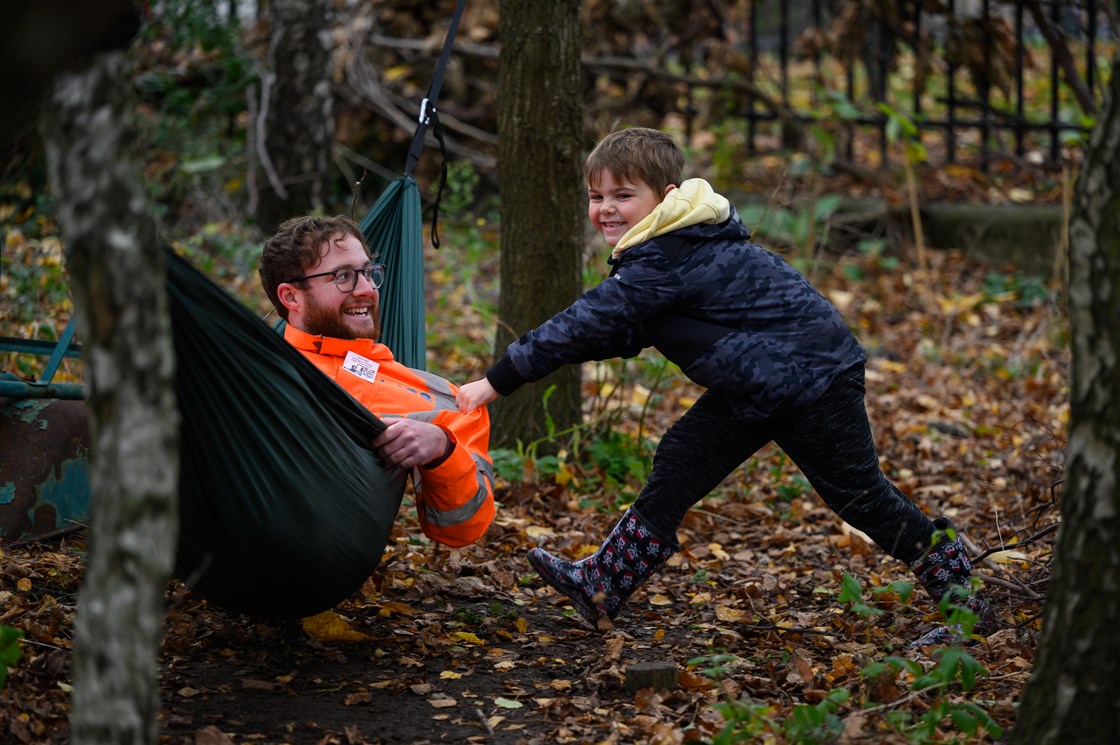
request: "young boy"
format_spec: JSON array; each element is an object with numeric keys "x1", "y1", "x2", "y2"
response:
[{"x1": 457, "y1": 127, "x2": 993, "y2": 645}]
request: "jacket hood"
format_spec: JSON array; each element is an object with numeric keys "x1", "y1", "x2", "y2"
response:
[{"x1": 611, "y1": 178, "x2": 731, "y2": 259}]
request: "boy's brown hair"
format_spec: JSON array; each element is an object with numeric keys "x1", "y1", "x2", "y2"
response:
[
  {"x1": 583, "y1": 127, "x2": 684, "y2": 192},
  {"x1": 258, "y1": 215, "x2": 369, "y2": 320}
]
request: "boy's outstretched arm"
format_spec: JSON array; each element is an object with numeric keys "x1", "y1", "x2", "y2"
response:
[{"x1": 457, "y1": 378, "x2": 499, "y2": 413}]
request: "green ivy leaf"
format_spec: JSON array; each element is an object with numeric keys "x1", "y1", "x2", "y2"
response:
[{"x1": 0, "y1": 625, "x2": 24, "y2": 690}]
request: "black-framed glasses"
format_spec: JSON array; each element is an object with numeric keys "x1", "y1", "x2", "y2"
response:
[{"x1": 286, "y1": 264, "x2": 385, "y2": 292}]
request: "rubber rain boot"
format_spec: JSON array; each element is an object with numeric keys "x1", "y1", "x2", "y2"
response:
[
  {"x1": 527, "y1": 508, "x2": 677, "y2": 627},
  {"x1": 909, "y1": 517, "x2": 997, "y2": 647}
]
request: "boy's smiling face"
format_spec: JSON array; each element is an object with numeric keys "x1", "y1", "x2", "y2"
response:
[{"x1": 587, "y1": 170, "x2": 671, "y2": 247}]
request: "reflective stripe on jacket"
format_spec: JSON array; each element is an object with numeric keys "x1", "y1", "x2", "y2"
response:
[{"x1": 285, "y1": 325, "x2": 495, "y2": 547}]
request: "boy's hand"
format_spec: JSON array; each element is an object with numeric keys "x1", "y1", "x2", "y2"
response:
[{"x1": 457, "y1": 378, "x2": 499, "y2": 413}]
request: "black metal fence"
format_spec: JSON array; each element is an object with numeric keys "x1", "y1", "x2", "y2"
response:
[{"x1": 709, "y1": 0, "x2": 1116, "y2": 170}]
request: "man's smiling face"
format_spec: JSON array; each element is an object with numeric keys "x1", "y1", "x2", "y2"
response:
[{"x1": 289, "y1": 233, "x2": 380, "y2": 340}]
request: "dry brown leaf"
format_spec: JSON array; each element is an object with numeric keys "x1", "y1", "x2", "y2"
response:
[
  {"x1": 194, "y1": 725, "x2": 235, "y2": 745},
  {"x1": 344, "y1": 690, "x2": 372, "y2": 705},
  {"x1": 604, "y1": 635, "x2": 624, "y2": 660},
  {"x1": 714, "y1": 605, "x2": 748, "y2": 622},
  {"x1": 677, "y1": 670, "x2": 712, "y2": 691},
  {"x1": 427, "y1": 695, "x2": 457, "y2": 708}
]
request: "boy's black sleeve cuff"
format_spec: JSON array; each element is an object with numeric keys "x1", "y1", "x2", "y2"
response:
[{"x1": 486, "y1": 354, "x2": 528, "y2": 396}]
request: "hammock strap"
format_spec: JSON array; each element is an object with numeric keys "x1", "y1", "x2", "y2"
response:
[
  {"x1": 403, "y1": 0, "x2": 466, "y2": 178},
  {"x1": 402, "y1": 0, "x2": 467, "y2": 249},
  {"x1": 427, "y1": 111, "x2": 449, "y2": 249}
]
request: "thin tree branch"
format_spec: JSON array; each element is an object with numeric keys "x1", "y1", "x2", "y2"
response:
[
  {"x1": 1023, "y1": 0, "x2": 1098, "y2": 115},
  {"x1": 254, "y1": 65, "x2": 289, "y2": 200}
]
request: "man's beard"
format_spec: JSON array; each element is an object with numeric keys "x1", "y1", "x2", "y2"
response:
[{"x1": 302, "y1": 297, "x2": 381, "y2": 341}]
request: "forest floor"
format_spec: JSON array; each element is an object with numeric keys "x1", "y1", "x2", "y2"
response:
[{"x1": 1, "y1": 231, "x2": 1066, "y2": 743}]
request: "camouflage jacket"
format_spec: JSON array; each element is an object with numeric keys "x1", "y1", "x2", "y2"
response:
[{"x1": 487, "y1": 206, "x2": 866, "y2": 421}]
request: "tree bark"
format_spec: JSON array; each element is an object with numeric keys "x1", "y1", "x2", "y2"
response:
[
  {"x1": 253, "y1": 0, "x2": 335, "y2": 233},
  {"x1": 1010, "y1": 58, "x2": 1120, "y2": 744},
  {"x1": 41, "y1": 50, "x2": 179, "y2": 745},
  {"x1": 492, "y1": 0, "x2": 584, "y2": 451}
]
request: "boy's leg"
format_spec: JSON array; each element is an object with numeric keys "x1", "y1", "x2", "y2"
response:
[
  {"x1": 529, "y1": 391, "x2": 768, "y2": 626},
  {"x1": 633, "y1": 390, "x2": 771, "y2": 540},
  {"x1": 770, "y1": 365, "x2": 933, "y2": 563},
  {"x1": 772, "y1": 365, "x2": 995, "y2": 641}
]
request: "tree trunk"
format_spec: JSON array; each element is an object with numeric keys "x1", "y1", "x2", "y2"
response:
[
  {"x1": 41, "y1": 50, "x2": 179, "y2": 745},
  {"x1": 1010, "y1": 59, "x2": 1120, "y2": 744},
  {"x1": 253, "y1": 0, "x2": 335, "y2": 233},
  {"x1": 492, "y1": 0, "x2": 584, "y2": 451}
]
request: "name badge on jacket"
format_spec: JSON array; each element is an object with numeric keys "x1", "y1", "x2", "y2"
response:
[{"x1": 342, "y1": 350, "x2": 380, "y2": 383}]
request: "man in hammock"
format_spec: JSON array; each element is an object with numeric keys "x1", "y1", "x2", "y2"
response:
[{"x1": 258, "y1": 215, "x2": 495, "y2": 547}]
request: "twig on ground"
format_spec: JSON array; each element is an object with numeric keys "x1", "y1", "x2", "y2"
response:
[
  {"x1": 474, "y1": 708, "x2": 494, "y2": 735},
  {"x1": 976, "y1": 572, "x2": 1044, "y2": 601},
  {"x1": 10, "y1": 523, "x2": 87, "y2": 546},
  {"x1": 973, "y1": 523, "x2": 1058, "y2": 564}
]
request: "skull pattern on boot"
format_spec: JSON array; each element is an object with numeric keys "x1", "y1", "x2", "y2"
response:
[{"x1": 909, "y1": 518, "x2": 997, "y2": 646}]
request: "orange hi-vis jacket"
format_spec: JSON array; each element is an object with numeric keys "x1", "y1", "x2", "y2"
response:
[{"x1": 285, "y1": 325, "x2": 495, "y2": 547}]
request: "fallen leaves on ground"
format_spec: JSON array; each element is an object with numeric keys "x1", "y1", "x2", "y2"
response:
[{"x1": 0, "y1": 244, "x2": 1064, "y2": 744}]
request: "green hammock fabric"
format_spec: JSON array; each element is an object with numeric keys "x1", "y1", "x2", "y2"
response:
[
  {"x1": 166, "y1": 250, "x2": 407, "y2": 619},
  {"x1": 359, "y1": 175, "x2": 426, "y2": 370}
]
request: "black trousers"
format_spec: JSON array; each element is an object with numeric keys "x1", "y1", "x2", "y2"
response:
[{"x1": 633, "y1": 364, "x2": 935, "y2": 565}]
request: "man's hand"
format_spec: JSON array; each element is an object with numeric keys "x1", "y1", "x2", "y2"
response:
[
  {"x1": 373, "y1": 417, "x2": 450, "y2": 469},
  {"x1": 457, "y1": 378, "x2": 499, "y2": 413}
]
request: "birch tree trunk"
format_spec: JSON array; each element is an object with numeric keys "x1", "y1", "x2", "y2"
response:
[
  {"x1": 1010, "y1": 58, "x2": 1120, "y2": 744},
  {"x1": 41, "y1": 49, "x2": 179, "y2": 745},
  {"x1": 492, "y1": 0, "x2": 584, "y2": 450},
  {"x1": 253, "y1": 0, "x2": 335, "y2": 233}
]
